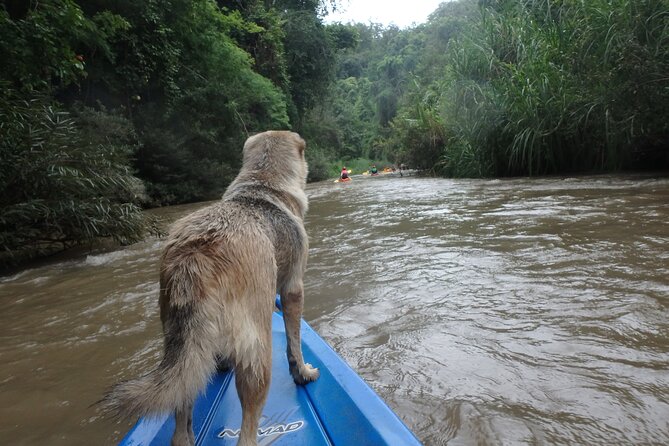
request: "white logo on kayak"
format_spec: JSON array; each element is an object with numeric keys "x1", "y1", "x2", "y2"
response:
[{"x1": 217, "y1": 421, "x2": 304, "y2": 439}]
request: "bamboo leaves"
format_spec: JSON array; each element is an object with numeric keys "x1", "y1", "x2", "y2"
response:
[
  {"x1": 0, "y1": 92, "x2": 159, "y2": 266},
  {"x1": 438, "y1": 0, "x2": 669, "y2": 176}
]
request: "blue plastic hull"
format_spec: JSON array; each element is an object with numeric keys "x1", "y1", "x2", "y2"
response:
[{"x1": 118, "y1": 307, "x2": 422, "y2": 445}]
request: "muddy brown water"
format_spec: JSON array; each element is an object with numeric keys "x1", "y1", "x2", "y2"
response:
[{"x1": 1, "y1": 174, "x2": 668, "y2": 445}]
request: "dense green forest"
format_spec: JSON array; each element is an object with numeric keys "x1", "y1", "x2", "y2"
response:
[
  {"x1": 316, "y1": 0, "x2": 669, "y2": 176},
  {"x1": 1, "y1": 0, "x2": 668, "y2": 265}
]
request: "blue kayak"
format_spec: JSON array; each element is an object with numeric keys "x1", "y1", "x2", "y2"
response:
[{"x1": 118, "y1": 300, "x2": 422, "y2": 445}]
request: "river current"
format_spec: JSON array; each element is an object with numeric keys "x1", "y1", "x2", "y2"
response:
[{"x1": 1, "y1": 173, "x2": 668, "y2": 445}]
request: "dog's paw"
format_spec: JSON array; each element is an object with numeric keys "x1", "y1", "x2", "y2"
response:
[{"x1": 292, "y1": 363, "x2": 320, "y2": 385}]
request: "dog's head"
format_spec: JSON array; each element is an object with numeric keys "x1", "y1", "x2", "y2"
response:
[{"x1": 241, "y1": 131, "x2": 308, "y2": 189}]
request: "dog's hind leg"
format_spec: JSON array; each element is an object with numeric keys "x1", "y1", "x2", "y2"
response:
[
  {"x1": 234, "y1": 336, "x2": 271, "y2": 446},
  {"x1": 171, "y1": 400, "x2": 195, "y2": 446},
  {"x1": 280, "y1": 285, "x2": 320, "y2": 385}
]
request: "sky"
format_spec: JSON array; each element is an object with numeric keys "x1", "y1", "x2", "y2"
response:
[{"x1": 323, "y1": 0, "x2": 447, "y2": 29}]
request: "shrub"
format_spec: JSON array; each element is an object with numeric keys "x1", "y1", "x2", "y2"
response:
[{"x1": 0, "y1": 89, "x2": 159, "y2": 266}]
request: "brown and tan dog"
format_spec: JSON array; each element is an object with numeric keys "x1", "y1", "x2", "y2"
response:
[{"x1": 102, "y1": 131, "x2": 319, "y2": 446}]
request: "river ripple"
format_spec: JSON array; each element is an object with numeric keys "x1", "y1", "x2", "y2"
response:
[
  {"x1": 0, "y1": 174, "x2": 667, "y2": 445},
  {"x1": 304, "y1": 174, "x2": 669, "y2": 445}
]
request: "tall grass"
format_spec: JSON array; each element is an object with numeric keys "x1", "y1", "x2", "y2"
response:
[{"x1": 440, "y1": 0, "x2": 669, "y2": 176}]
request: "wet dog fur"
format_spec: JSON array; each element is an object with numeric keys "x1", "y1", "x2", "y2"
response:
[{"x1": 101, "y1": 131, "x2": 319, "y2": 446}]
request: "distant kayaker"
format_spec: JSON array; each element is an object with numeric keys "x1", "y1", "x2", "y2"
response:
[
  {"x1": 370, "y1": 165, "x2": 378, "y2": 175},
  {"x1": 340, "y1": 167, "x2": 350, "y2": 180}
]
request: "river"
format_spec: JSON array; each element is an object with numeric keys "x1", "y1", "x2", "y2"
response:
[{"x1": 1, "y1": 174, "x2": 668, "y2": 445}]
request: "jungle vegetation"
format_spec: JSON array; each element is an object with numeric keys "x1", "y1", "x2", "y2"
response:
[
  {"x1": 1, "y1": 0, "x2": 668, "y2": 265},
  {"x1": 319, "y1": 0, "x2": 669, "y2": 177}
]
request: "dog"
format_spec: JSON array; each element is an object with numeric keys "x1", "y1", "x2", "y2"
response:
[{"x1": 102, "y1": 131, "x2": 319, "y2": 446}]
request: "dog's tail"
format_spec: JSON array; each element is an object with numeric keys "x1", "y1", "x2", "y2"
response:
[{"x1": 100, "y1": 267, "x2": 219, "y2": 421}]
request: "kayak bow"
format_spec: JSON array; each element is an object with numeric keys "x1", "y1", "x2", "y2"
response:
[{"x1": 117, "y1": 298, "x2": 421, "y2": 445}]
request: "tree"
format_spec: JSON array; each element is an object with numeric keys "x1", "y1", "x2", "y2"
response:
[
  {"x1": 0, "y1": 1, "x2": 158, "y2": 266},
  {"x1": 73, "y1": 0, "x2": 291, "y2": 204}
]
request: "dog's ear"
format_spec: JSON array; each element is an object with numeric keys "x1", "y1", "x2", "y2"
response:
[{"x1": 296, "y1": 135, "x2": 306, "y2": 157}]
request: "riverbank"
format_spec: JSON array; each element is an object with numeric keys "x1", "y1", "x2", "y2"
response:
[{"x1": 3, "y1": 170, "x2": 666, "y2": 276}]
